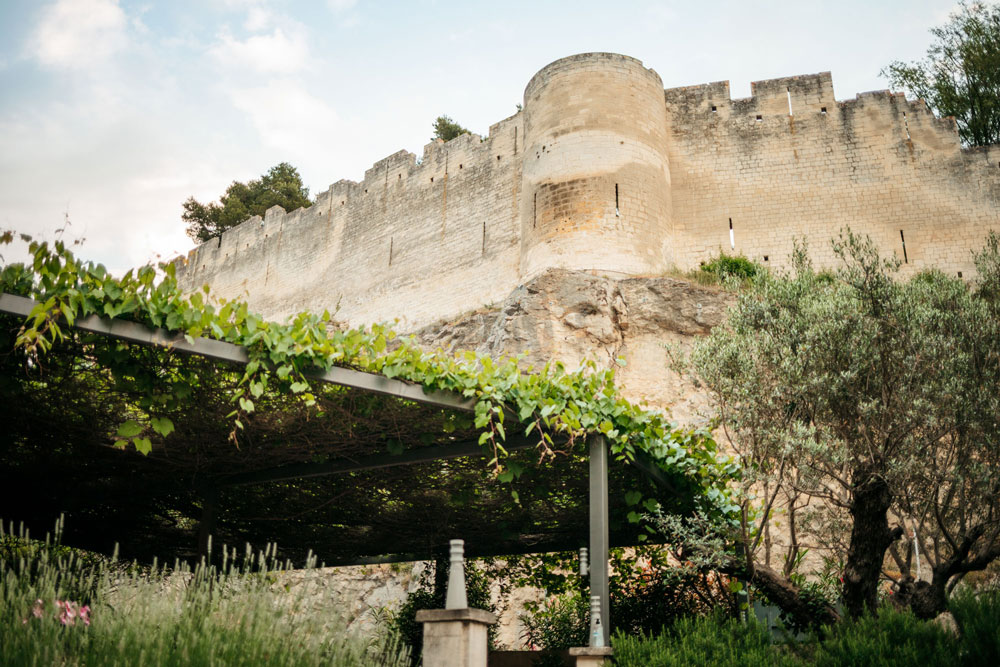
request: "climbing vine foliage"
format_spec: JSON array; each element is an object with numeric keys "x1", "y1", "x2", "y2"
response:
[{"x1": 0, "y1": 231, "x2": 738, "y2": 520}]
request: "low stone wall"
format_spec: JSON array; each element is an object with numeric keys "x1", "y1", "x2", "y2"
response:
[{"x1": 275, "y1": 561, "x2": 545, "y2": 650}]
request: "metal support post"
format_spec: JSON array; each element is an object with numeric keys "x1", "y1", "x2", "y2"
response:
[
  {"x1": 588, "y1": 432, "x2": 609, "y2": 645},
  {"x1": 197, "y1": 486, "x2": 218, "y2": 560}
]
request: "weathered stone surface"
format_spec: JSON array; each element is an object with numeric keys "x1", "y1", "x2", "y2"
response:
[
  {"x1": 412, "y1": 269, "x2": 732, "y2": 425},
  {"x1": 275, "y1": 561, "x2": 428, "y2": 635},
  {"x1": 932, "y1": 610, "x2": 960, "y2": 637},
  {"x1": 568, "y1": 646, "x2": 614, "y2": 667},
  {"x1": 273, "y1": 561, "x2": 543, "y2": 650}
]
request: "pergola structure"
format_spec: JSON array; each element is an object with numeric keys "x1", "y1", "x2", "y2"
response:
[{"x1": 0, "y1": 292, "x2": 685, "y2": 640}]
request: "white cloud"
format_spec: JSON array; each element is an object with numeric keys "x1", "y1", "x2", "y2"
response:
[
  {"x1": 244, "y1": 7, "x2": 274, "y2": 32},
  {"x1": 229, "y1": 80, "x2": 341, "y2": 157},
  {"x1": 31, "y1": 0, "x2": 128, "y2": 69},
  {"x1": 217, "y1": 0, "x2": 270, "y2": 7},
  {"x1": 0, "y1": 110, "x2": 202, "y2": 273},
  {"x1": 327, "y1": 0, "x2": 358, "y2": 12},
  {"x1": 327, "y1": 0, "x2": 360, "y2": 26},
  {"x1": 210, "y1": 25, "x2": 309, "y2": 74}
]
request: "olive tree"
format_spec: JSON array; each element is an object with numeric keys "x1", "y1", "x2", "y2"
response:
[{"x1": 691, "y1": 231, "x2": 1000, "y2": 618}]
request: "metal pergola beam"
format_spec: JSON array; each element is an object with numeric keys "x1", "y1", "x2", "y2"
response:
[
  {"x1": 0, "y1": 293, "x2": 474, "y2": 413},
  {"x1": 218, "y1": 430, "x2": 550, "y2": 487}
]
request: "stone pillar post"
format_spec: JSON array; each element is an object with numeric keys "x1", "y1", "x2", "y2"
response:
[
  {"x1": 568, "y1": 647, "x2": 614, "y2": 666},
  {"x1": 415, "y1": 608, "x2": 498, "y2": 667},
  {"x1": 416, "y1": 539, "x2": 497, "y2": 667}
]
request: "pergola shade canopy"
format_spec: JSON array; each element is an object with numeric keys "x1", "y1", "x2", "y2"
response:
[{"x1": 0, "y1": 294, "x2": 689, "y2": 567}]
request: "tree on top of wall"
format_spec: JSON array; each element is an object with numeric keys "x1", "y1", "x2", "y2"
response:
[
  {"x1": 881, "y1": 1, "x2": 1000, "y2": 147},
  {"x1": 431, "y1": 115, "x2": 470, "y2": 142},
  {"x1": 183, "y1": 163, "x2": 312, "y2": 243}
]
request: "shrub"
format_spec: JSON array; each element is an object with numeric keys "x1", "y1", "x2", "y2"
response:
[
  {"x1": 612, "y1": 568, "x2": 738, "y2": 637},
  {"x1": 611, "y1": 613, "x2": 800, "y2": 666},
  {"x1": 699, "y1": 253, "x2": 762, "y2": 282},
  {"x1": 393, "y1": 588, "x2": 438, "y2": 665},
  {"x1": 812, "y1": 606, "x2": 958, "y2": 667},
  {"x1": 520, "y1": 590, "x2": 589, "y2": 651},
  {"x1": 609, "y1": 586, "x2": 999, "y2": 666},
  {"x1": 949, "y1": 587, "x2": 1000, "y2": 667}
]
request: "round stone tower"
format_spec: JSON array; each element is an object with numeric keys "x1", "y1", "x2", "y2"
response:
[{"x1": 519, "y1": 53, "x2": 673, "y2": 279}]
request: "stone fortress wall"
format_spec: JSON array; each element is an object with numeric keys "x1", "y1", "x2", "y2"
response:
[
  {"x1": 175, "y1": 53, "x2": 1000, "y2": 328},
  {"x1": 665, "y1": 71, "x2": 1000, "y2": 274},
  {"x1": 175, "y1": 113, "x2": 524, "y2": 328}
]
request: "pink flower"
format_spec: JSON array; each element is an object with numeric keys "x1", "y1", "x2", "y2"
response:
[
  {"x1": 56, "y1": 600, "x2": 77, "y2": 626},
  {"x1": 22, "y1": 599, "x2": 90, "y2": 627}
]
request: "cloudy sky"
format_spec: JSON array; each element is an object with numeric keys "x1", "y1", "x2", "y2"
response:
[{"x1": 0, "y1": 0, "x2": 964, "y2": 273}]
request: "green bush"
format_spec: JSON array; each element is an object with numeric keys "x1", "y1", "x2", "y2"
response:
[
  {"x1": 612, "y1": 614, "x2": 799, "y2": 667},
  {"x1": 611, "y1": 591, "x2": 1000, "y2": 667},
  {"x1": 393, "y1": 588, "x2": 437, "y2": 665},
  {"x1": 949, "y1": 587, "x2": 1000, "y2": 667},
  {"x1": 612, "y1": 568, "x2": 738, "y2": 637},
  {"x1": 519, "y1": 590, "x2": 589, "y2": 651},
  {"x1": 1, "y1": 522, "x2": 408, "y2": 667},
  {"x1": 812, "y1": 606, "x2": 958, "y2": 667},
  {"x1": 699, "y1": 253, "x2": 762, "y2": 282}
]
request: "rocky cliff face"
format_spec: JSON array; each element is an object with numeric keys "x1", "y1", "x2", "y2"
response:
[{"x1": 412, "y1": 269, "x2": 733, "y2": 426}]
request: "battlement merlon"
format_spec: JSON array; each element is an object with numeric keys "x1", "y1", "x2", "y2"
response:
[
  {"x1": 664, "y1": 72, "x2": 835, "y2": 116},
  {"x1": 663, "y1": 70, "x2": 971, "y2": 149},
  {"x1": 363, "y1": 150, "x2": 418, "y2": 182},
  {"x1": 839, "y1": 89, "x2": 964, "y2": 153}
]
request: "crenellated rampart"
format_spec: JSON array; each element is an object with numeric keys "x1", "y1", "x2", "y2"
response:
[
  {"x1": 665, "y1": 71, "x2": 1000, "y2": 276},
  {"x1": 175, "y1": 54, "x2": 1000, "y2": 329},
  {"x1": 176, "y1": 113, "x2": 524, "y2": 327}
]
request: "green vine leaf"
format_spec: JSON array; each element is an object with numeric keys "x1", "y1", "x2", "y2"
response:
[
  {"x1": 150, "y1": 417, "x2": 175, "y2": 438},
  {"x1": 132, "y1": 437, "x2": 152, "y2": 455},
  {"x1": 116, "y1": 420, "x2": 143, "y2": 438}
]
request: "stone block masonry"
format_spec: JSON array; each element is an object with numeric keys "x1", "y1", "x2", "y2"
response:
[
  {"x1": 174, "y1": 53, "x2": 1000, "y2": 329},
  {"x1": 665, "y1": 72, "x2": 1000, "y2": 277}
]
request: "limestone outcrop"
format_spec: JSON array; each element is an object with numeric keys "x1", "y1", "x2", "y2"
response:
[{"x1": 412, "y1": 269, "x2": 733, "y2": 425}]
